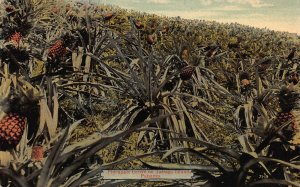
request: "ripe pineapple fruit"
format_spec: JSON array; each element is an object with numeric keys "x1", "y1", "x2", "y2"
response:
[
  {"x1": 146, "y1": 34, "x2": 157, "y2": 45},
  {"x1": 48, "y1": 34, "x2": 73, "y2": 60},
  {"x1": 31, "y1": 145, "x2": 44, "y2": 162},
  {"x1": 9, "y1": 31, "x2": 22, "y2": 46},
  {"x1": 240, "y1": 72, "x2": 251, "y2": 95},
  {"x1": 48, "y1": 40, "x2": 67, "y2": 59},
  {"x1": 274, "y1": 87, "x2": 299, "y2": 141},
  {"x1": 0, "y1": 113, "x2": 26, "y2": 151}
]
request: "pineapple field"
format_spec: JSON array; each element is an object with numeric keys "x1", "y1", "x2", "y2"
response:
[{"x1": 0, "y1": 0, "x2": 300, "y2": 186}]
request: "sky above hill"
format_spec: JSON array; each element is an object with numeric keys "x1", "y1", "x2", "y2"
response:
[{"x1": 87, "y1": 0, "x2": 300, "y2": 34}]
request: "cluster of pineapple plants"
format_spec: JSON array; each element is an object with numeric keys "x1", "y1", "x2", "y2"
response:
[{"x1": 0, "y1": 0, "x2": 300, "y2": 186}]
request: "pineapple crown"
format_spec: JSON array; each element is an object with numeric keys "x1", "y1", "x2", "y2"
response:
[
  {"x1": 0, "y1": 45, "x2": 30, "y2": 62},
  {"x1": 62, "y1": 33, "x2": 72, "y2": 43},
  {"x1": 0, "y1": 78, "x2": 41, "y2": 117},
  {"x1": 71, "y1": 28, "x2": 89, "y2": 48},
  {"x1": 58, "y1": 33, "x2": 75, "y2": 49},
  {"x1": 278, "y1": 87, "x2": 299, "y2": 112},
  {"x1": 1, "y1": 90, "x2": 39, "y2": 116}
]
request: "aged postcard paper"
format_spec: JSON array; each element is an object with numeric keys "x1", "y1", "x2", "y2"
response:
[{"x1": 0, "y1": 0, "x2": 299, "y2": 186}]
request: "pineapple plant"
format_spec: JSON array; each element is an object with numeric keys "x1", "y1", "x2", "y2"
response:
[
  {"x1": 274, "y1": 87, "x2": 299, "y2": 141},
  {"x1": 1, "y1": 0, "x2": 34, "y2": 42},
  {"x1": 0, "y1": 76, "x2": 40, "y2": 151},
  {"x1": 0, "y1": 0, "x2": 39, "y2": 73}
]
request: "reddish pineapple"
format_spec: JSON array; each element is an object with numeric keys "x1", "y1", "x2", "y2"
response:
[
  {"x1": 0, "y1": 113, "x2": 26, "y2": 150},
  {"x1": 31, "y1": 145, "x2": 44, "y2": 162},
  {"x1": 9, "y1": 32, "x2": 22, "y2": 46},
  {"x1": 48, "y1": 40, "x2": 67, "y2": 59}
]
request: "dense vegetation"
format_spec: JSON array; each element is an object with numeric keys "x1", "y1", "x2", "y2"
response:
[{"x1": 0, "y1": 0, "x2": 300, "y2": 186}]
